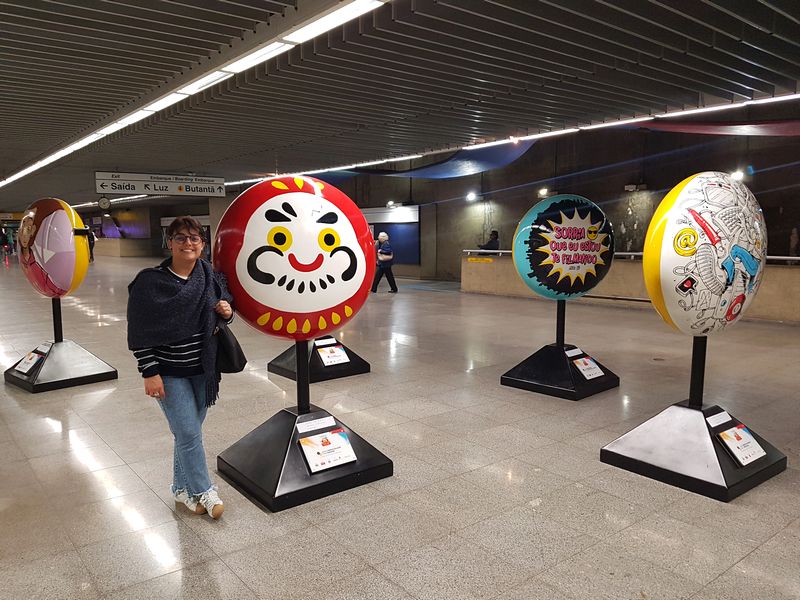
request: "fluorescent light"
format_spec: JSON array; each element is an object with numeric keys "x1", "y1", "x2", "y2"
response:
[
  {"x1": 2, "y1": 163, "x2": 42, "y2": 185},
  {"x1": 97, "y1": 121, "x2": 130, "y2": 136},
  {"x1": 177, "y1": 71, "x2": 234, "y2": 95},
  {"x1": 60, "y1": 133, "x2": 105, "y2": 153},
  {"x1": 579, "y1": 117, "x2": 654, "y2": 130},
  {"x1": 143, "y1": 93, "x2": 188, "y2": 112},
  {"x1": 110, "y1": 195, "x2": 147, "y2": 203},
  {"x1": 464, "y1": 139, "x2": 513, "y2": 150},
  {"x1": 116, "y1": 110, "x2": 155, "y2": 127},
  {"x1": 386, "y1": 154, "x2": 422, "y2": 162},
  {"x1": 655, "y1": 104, "x2": 741, "y2": 118},
  {"x1": 354, "y1": 159, "x2": 387, "y2": 167},
  {"x1": 223, "y1": 42, "x2": 292, "y2": 73},
  {"x1": 518, "y1": 128, "x2": 579, "y2": 141},
  {"x1": 0, "y1": 134, "x2": 105, "y2": 188},
  {"x1": 226, "y1": 177, "x2": 267, "y2": 186},
  {"x1": 284, "y1": 0, "x2": 384, "y2": 43},
  {"x1": 745, "y1": 92, "x2": 800, "y2": 106}
]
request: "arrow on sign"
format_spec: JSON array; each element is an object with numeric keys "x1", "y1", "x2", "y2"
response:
[
  {"x1": 217, "y1": 186, "x2": 223, "y2": 193},
  {"x1": 144, "y1": 184, "x2": 151, "y2": 191},
  {"x1": 100, "y1": 183, "x2": 107, "y2": 189}
]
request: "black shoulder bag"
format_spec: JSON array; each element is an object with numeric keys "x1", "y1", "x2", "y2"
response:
[
  {"x1": 211, "y1": 274, "x2": 247, "y2": 373},
  {"x1": 215, "y1": 320, "x2": 247, "y2": 373}
]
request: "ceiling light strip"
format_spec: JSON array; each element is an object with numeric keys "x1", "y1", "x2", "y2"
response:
[
  {"x1": 2, "y1": 22, "x2": 797, "y2": 195},
  {"x1": 0, "y1": 0, "x2": 390, "y2": 191},
  {"x1": 579, "y1": 117, "x2": 655, "y2": 130}
]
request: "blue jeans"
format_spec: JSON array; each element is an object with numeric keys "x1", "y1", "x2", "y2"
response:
[{"x1": 158, "y1": 375, "x2": 213, "y2": 497}]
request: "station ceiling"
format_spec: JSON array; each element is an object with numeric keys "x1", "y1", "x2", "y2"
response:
[{"x1": 1, "y1": 0, "x2": 799, "y2": 210}]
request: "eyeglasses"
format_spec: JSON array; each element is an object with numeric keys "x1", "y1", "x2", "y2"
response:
[{"x1": 171, "y1": 234, "x2": 203, "y2": 244}]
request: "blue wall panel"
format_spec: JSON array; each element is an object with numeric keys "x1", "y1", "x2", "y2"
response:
[{"x1": 370, "y1": 222, "x2": 420, "y2": 265}]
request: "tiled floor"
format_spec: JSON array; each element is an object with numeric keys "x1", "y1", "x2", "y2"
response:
[{"x1": 1, "y1": 256, "x2": 798, "y2": 599}]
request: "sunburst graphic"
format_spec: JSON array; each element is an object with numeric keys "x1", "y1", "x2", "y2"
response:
[{"x1": 532, "y1": 209, "x2": 610, "y2": 287}]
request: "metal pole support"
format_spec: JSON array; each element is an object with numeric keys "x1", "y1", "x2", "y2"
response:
[
  {"x1": 295, "y1": 340, "x2": 310, "y2": 414},
  {"x1": 52, "y1": 298, "x2": 63, "y2": 343},
  {"x1": 688, "y1": 336, "x2": 707, "y2": 410}
]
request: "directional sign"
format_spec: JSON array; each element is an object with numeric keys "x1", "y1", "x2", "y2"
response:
[{"x1": 95, "y1": 172, "x2": 226, "y2": 197}]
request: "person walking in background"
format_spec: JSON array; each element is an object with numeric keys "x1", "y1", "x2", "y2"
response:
[
  {"x1": 371, "y1": 231, "x2": 398, "y2": 293},
  {"x1": 479, "y1": 230, "x2": 499, "y2": 251},
  {"x1": 87, "y1": 226, "x2": 96, "y2": 262},
  {"x1": 0, "y1": 229, "x2": 9, "y2": 259},
  {"x1": 127, "y1": 216, "x2": 233, "y2": 519}
]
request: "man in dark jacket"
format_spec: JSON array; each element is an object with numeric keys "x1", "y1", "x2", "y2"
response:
[
  {"x1": 479, "y1": 230, "x2": 499, "y2": 251},
  {"x1": 371, "y1": 231, "x2": 398, "y2": 293}
]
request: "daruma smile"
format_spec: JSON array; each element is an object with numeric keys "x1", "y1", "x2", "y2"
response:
[{"x1": 288, "y1": 253, "x2": 323, "y2": 272}]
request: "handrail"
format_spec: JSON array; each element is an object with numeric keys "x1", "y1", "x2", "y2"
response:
[{"x1": 462, "y1": 249, "x2": 799, "y2": 262}]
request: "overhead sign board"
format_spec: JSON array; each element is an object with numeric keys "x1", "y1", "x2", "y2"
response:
[{"x1": 95, "y1": 172, "x2": 226, "y2": 197}]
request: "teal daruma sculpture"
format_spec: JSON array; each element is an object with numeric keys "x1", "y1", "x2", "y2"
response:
[
  {"x1": 512, "y1": 194, "x2": 614, "y2": 299},
  {"x1": 501, "y1": 194, "x2": 619, "y2": 400}
]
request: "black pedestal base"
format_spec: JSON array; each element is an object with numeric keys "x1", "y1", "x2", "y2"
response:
[
  {"x1": 4, "y1": 339, "x2": 118, "y2": 393},
  {"x1": 601, "y1": 403, "x2": 787, "y2": 502},
  {"x1": 217, "y1": 405, "x2": 392, "y2": 512},
  {"x1": 267, "y1": 337, "x2": 370, "y2": 383},
  {"x1": 501, "y1": 343, "x2": 619, "y2": 400}
]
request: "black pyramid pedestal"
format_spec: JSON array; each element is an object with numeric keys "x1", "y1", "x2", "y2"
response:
[
  {"x1": 501, "y1": 343, "x2": 619, "y2": 400},
  {"x1": 4, "y1": 300, "x2": 117, "y2": 393},
  {"x1": 4, "y1": 339, "x2": 118, "y2": 393},
  {"x1": 601, "y1": 337, "x2": 786, "y2": 501},
  {"x1": 219, "y1": 340, "x2": 391, "y2": 512},
  {"x1": 218, "y1": 404, "x2": 393, "y2": 512},
  {"x1": 267, "y1": 336, "x2": 370, "y2": 383},
  {"x1": 501, "y1": 300, "x2": 619, "y2": 400}
]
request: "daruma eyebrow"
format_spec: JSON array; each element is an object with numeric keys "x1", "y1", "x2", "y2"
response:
[
  {"x1": 317, "y1": 212, "x2": 338, "y2": 224},
  {"x1": 265, "y1": 209, "x2": 292, "y2": 222}
]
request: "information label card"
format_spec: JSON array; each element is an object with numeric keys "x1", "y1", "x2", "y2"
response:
[
  {"x1": 317, "y1": 344, "x2": 350, "y2": 366},
  {"x1": 299, "y1": 428, "x2": 357, "y2": 473},
  {"x1": 573, "y1": 356, "x2": 603, "y2": 380},
  {"x1": 14, "y1": 352, "x2": 42, "y2": 375},
  {"x1": 718, "y1": 424, "x2": 767, "y2": 466}
]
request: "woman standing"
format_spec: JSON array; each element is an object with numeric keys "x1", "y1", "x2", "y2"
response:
[{"x1": 127, "y1": 216, "x2": 233, "y2": 519}]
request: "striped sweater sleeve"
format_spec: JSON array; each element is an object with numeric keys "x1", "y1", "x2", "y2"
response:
[
  {"x1": 132, "y1": 347, "x2": 160, "y2": 378},
  {"x1": 132, "y1": 332, "x2": 204, "y2": 378}
]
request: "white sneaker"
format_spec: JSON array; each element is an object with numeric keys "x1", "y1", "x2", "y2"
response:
[
  {"x1": 198, "y1": 488, "x2": 224, "y2": 519},
  {"x1": 174, "y1": 489, "x2": 206, "y2": 515}
]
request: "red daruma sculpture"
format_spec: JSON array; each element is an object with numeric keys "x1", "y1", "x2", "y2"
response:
[
  {"x1": 214, "y1": 176, "x2": 375, "y2": 340},
  {"x1": 212, "y1": 176, "x2": 391, "y2": 512}
]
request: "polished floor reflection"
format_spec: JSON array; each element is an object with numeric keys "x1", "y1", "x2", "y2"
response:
[{"x1": 1, "y1": 256, "x2": 798, "y2": 599}]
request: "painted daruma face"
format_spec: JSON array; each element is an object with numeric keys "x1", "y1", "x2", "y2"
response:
[
  {"x1": 643, "y1": 172, "x2": 766, "y2": 336},
  {"x1": 17, "y1": 198, "x2": 89, "y2": 298},
  {"x1": 214, "y1": 176, "x2": 375, "y2": 340}
]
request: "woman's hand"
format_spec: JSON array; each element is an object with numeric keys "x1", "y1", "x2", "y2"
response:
[
  {"x1": 215, "y1": 300, "x2": 233, "y2": 320},
  {"x1": 144, "y1": 374, "x2": 165, "y2": 400}
]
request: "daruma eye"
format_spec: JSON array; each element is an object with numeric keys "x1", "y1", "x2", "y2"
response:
[
  {"x1": 268, "y1": 226, "x2": 292, "y2": 251},
  {"x1": 318, "y1": 228, "x2": 340, "y2": 252}
]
